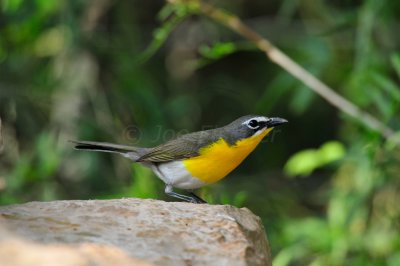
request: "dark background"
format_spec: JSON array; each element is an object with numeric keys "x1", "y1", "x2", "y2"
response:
[{"x1": 1, "y1": 0, "x2": 400, "y2": 265}]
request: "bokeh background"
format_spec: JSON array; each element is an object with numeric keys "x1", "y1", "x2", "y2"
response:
[{"x1": 1, "y1": 0, "x2": 400, "y2": 265}]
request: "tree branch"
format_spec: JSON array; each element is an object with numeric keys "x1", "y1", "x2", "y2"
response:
[{"x1": 169, "y1": 0, "x2": 396, "y2": 139}]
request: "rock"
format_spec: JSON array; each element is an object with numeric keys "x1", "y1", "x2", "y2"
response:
[
  {"x1": 0, "y1": 238, "x2": 152, "y2": 266},
  {"x1": 0, "y1": 199, "x2": 271, "y2": 266}
]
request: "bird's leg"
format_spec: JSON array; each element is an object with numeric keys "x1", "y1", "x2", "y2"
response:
[
  {"x1": 188, "y1": 192, "x2": 207, "y2": 204},
  {"x1": 164, "y1": 185, "x2": 206, "y2": 204}
]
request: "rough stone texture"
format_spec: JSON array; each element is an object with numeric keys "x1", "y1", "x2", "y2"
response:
[
  {"x1": 0, "y1": 238, "x2": 152, "y2": 266},
  {"x1": 0, "y1": 199, "x2": 271, "y2": 266}
]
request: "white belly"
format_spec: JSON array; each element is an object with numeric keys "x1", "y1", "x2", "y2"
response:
[{"x1": 150, "y1": 161, "x2": 206, "y2": 190}]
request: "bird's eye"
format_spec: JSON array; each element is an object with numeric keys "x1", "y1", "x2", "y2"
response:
[{"x1": 248, "y1": 119, "x2": 259, "y2": 129}]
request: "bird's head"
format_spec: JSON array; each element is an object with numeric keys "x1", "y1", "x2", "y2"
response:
[{"x1": 225, "y1": 115, "x2": 288, "y2": 143}]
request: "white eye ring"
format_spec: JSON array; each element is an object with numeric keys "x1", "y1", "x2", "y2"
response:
[
  {"x1": 242, "y1": 116, "x2": 269, "y2": 130},
  {"x1": 247, "y1": 119, "x2": 259, "y2": 129}
]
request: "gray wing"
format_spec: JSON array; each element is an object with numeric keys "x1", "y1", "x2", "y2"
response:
[{"x1": 136, "y1": 130, "x2": 221, "y2": 163}]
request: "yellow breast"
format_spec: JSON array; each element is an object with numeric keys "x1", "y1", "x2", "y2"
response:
[{"x1": 183, "y1": 128, "x2": 273, "y2": 184}]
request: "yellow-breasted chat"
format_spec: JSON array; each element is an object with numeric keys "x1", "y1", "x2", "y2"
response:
[{"x1": 71, "y1": 115, "x2": 287, "y2": 203}]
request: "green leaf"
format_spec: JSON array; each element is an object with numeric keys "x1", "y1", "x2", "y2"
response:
[
  {"x1": 199, "y1": 42, "x2": 236, "y2": 60},
  {"x1": 157, "y1": 4, "x2": 176, "y2": 21},
  {"x1": 285, "y1": 141, "x2": 346, "y2": 177},
  {"x1": 391, "y1": 53, "x2": 400, "y2": 79},
  {"x1": 319, "y1": 141, "x2": 347, "y2": 165},
  {"x1": 134, "y1": 14, "x2": 186, "y2": 65},
  {"x1": 371, "y1": 72, "x2": 400, "y2": 102},
  {"x1": 284, "y1": 149, "x2": 320, "y2": 177},
  {"x1": 2, "y1": 0, "x2": 23, "y2": 12}
]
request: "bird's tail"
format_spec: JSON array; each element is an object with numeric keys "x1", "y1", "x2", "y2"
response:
[{"x1": 70, "y1": 140, "x2": 143, "y2": 160}]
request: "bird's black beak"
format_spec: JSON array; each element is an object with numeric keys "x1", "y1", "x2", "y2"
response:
[{"x1": 266, "y1": 117, "x2": 288, "y2": 127}]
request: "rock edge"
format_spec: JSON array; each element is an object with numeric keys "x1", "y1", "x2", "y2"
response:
[{"x1": 0, "y1": 198, "x2": 271, "y2": 266}]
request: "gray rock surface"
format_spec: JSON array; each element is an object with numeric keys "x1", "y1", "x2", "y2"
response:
[{"x1": 0, "y1": 199, "x2": 271, "y2": 266}]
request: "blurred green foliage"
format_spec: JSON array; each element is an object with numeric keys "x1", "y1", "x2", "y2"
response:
[
  {"x1": 284, "y1": 141, "x2": 346, "y2": 177},
  {"x1": 1, "y1": 0, "x2": 400, "y2": 265}
]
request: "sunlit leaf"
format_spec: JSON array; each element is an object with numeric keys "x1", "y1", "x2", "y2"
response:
[
  {"x1": 319, "y1": 141, "x2": 346, "y2": 165},
  {"x1": 199, "y1": 42, "x2": 236, "y2": 60},
  {"x1": 284, "y1": 149, "x2": 320, "y2": 177},
  {"x1": 285, "y1": 141, "x2": 346, "y2": 177}
]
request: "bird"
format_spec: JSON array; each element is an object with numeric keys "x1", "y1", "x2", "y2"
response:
[{"x1": 71, "y1": 115, "x2": 287, "y2": 203}]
